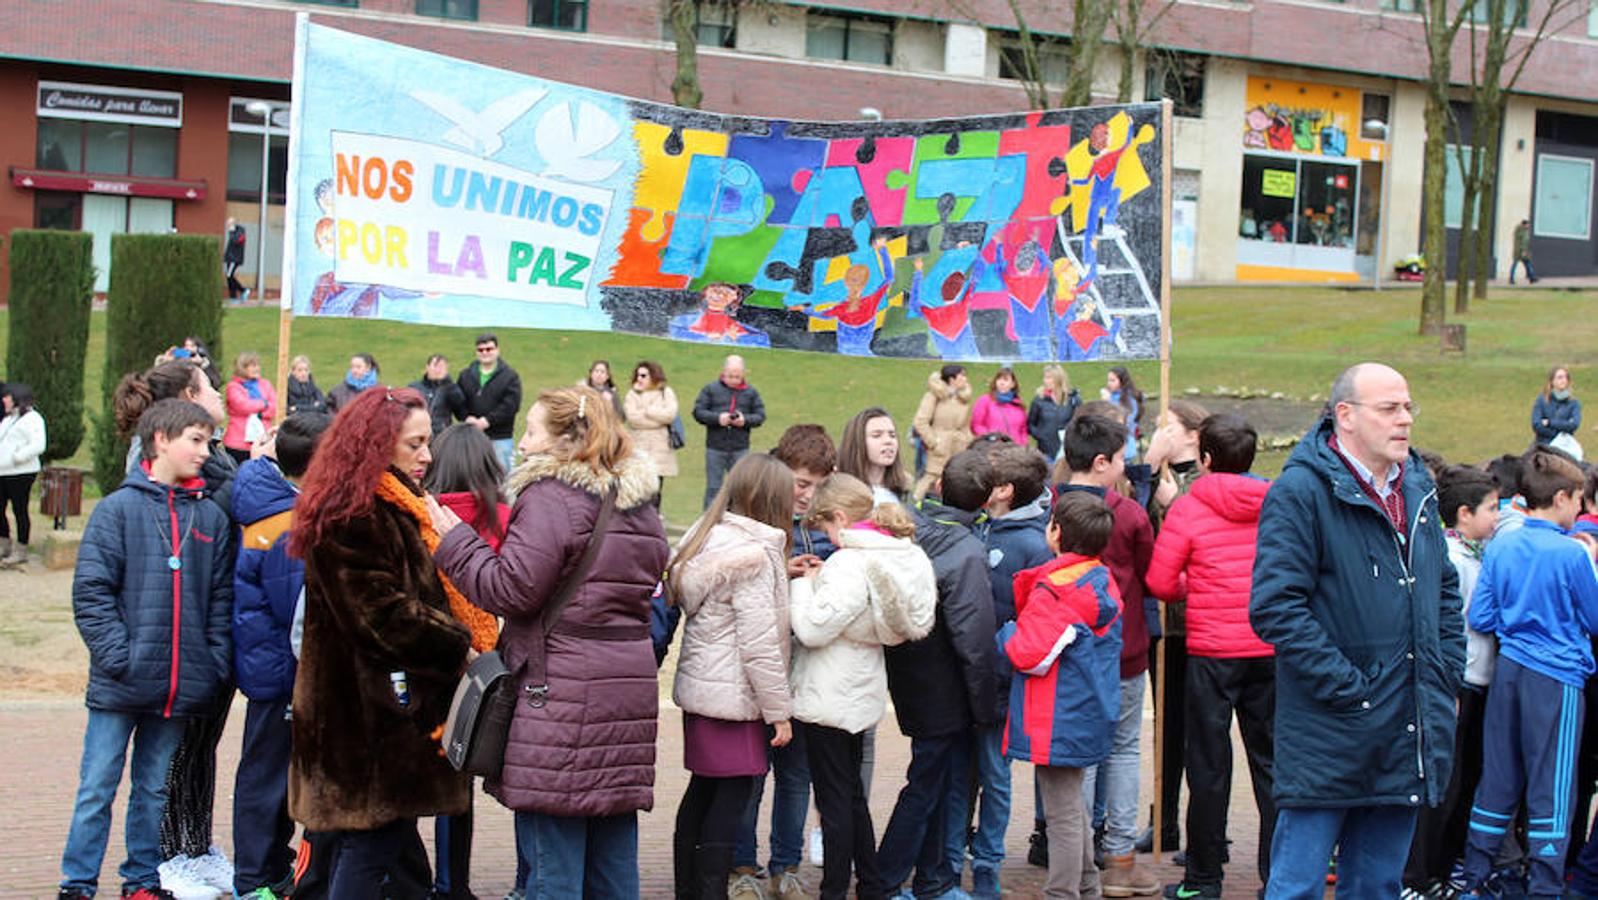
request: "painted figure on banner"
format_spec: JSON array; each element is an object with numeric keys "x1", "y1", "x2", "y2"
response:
[{"x1": 669, "y1": 282, "x2": 772, "y2": 348}]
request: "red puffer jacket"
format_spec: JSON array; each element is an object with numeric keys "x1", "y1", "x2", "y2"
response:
[{"x1": 1145, "y1": 473, "x2": 1273, "y2": 658}]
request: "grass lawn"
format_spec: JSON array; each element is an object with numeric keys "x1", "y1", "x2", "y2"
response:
[{"x1": 2, "y1": 285, "x2": 1593, "y2": 527}]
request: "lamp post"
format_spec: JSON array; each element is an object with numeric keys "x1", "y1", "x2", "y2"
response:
[{"x1": 245, "y1": 100, "x2": 273, "y2": 302}]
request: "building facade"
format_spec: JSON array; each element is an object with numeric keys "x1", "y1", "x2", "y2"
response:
[{"x1": 0, "y1": 0, "x2": 1594, "y2": 301}]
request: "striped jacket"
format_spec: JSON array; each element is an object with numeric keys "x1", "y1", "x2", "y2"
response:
[{"x1": 997, "y1": 553, "x2": 1122, "y2": 768}]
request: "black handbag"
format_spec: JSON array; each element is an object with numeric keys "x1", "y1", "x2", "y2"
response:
[
  {"x1": 667, "y1": 414, "x2": 687, "y2": 450},
  {"x1": 442, "y1": 486, "x2": 617, "y2": 775}
]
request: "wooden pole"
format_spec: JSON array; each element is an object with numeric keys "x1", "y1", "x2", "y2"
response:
[
  {"x1": 274, "y1": 302, "x2": 293, "y2": 411},
  {"x1": 274, "y1": 13, "x2": 309, "y2": 409},
  {"x1": 1151, "y1": 98, "x2": 1174, "y2": 865}
]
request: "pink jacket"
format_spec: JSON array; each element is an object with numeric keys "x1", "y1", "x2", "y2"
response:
[
  {"x1": 1145, "y1": 473, "x2": 1273, "y2": 658},
  {"x1": 224, "y1": 377, "x2": 278, "y2": 451},
  {"x1": 970, "y1": 394, "x2": 1027, "y2": 444}
]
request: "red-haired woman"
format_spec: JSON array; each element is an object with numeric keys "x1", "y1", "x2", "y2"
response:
[
  {"x1": 427, "y1": 386, "x2": 669, "y2": 896},
  {"x1": 288, "y1": 387, "x2": 483, "y2": 896}
]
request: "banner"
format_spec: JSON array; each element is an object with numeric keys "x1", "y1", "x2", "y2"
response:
[{"x1": 286, "y1": 22, "x2": 1166, "y2": 362}]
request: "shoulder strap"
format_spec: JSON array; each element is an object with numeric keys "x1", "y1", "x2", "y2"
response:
[{"x1": 522, "y1": 484, "x2": 618, "y2": 705}]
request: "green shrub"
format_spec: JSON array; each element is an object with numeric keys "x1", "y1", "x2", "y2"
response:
[
  {"x1": 93, "y1": 234, "x2": 225, "y2": 492},
  {"x1": 5, "y1": 230, "x2": 94, "y2": 461}
]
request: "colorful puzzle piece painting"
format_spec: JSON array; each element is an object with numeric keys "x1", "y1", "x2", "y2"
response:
[{"x1": 284, "y1": 21, "x2": 1165, "y2": 361}]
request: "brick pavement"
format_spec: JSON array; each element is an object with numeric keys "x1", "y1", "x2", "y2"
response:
[{"x1": 0, "y1": 693, "x2": 1281, "y2": 899}]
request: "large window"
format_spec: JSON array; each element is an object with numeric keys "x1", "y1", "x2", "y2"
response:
[
  {"x1": 1380, "y1": 0, "x2": 1419, "y2": 11},
  {"x1": 417, "y1": 0, "x2": 476, "y2": 20},
  {"x1": 226, "y1": 133, "x2": 289, "y2": 203},
  {"x1": 531, "y1": 0, "x2": 587, "y2": 31},
  {"x1": 659, "y1": 1, "x2": 731, "y2": 45},
  {"x1": 1444, "y1": 144, "x2": 1474, "y2": 229},
  {"x1": 1240, "y1": 155, "x2": 1357, "y2": 247},
  {"x1": 1535, "y1": 154, "x2": 1594, "y2": 240},
  {"x1": 35, "y1": 120, "x2": 175, "y2": 178},
  {"x1": 1145, "y1": 51, "x2": 1205, "y2": 118},
  {"x1": 806, "y1": 13, "x2": 893, "y2": 66},
  {"x1": 1469, "y1": 0, "x2": 1528, "y2": 26},
  {"x1": 998, "y1": 41, "x2": 1072, "y2": 85}
]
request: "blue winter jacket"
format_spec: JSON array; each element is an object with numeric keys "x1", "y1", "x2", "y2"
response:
[
  {"x1": 1250, "y1": 415, "x2": 1463, "y2": 809},
  {"x1": 1469, "y1": 517, "x2": 1598, "y2": 688},
  {"x1": 978, "y1": 497, "x2": 1054, "y2": 720},
  {"x1": 231, "y1": 457, "x2": 302, "y2": 701},
  {"x1": 1532, "y1": 394, "x2": 1582, "y2": 443},
  {"x1": 74, "y1": 466, "x2": 234, "y2": 717}
]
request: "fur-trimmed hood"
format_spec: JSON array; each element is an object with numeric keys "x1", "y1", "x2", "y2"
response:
[
  {"x1": 505, "y1": 450, "x2": 659, "y2": 510},
  {"x1": 926, "y1": 371, "x2": 973, "y2": 403}
]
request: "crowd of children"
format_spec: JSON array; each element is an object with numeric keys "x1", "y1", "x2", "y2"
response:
[{"x1": 48, "y1": 352, "x2": 1598, "y2": 900}]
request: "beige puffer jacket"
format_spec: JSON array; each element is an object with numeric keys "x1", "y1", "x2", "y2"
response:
[
  {"x1": 624, "y1": 386, "x2": 680, "y2": 478},
  {"x1": 671, "y1": 513, "x2": 791, "y2": 723},
  {"x1": 913, "y1": 372, "x2": 973, "y2": 478},
  {"x1": 788, "y1": 527, "x2": 936, "y2": 734}
]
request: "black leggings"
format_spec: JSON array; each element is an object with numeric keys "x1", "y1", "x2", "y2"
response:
[
  {"x1": 0, "y1": 473, "x2": 34, "y2": 545},
  {"x1": 675, "y1": 774, "x2": 758, "y2": 899},
  {"x1": 160, "y1": 684, "x2": 235, "y2": 859}
]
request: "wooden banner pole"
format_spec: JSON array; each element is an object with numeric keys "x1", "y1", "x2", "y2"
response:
[{"x1": 1151, "y1": 98, "x2": 1174, "y2": 866}]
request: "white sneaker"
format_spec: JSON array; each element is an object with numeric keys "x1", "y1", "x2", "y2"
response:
[
  {"x1": 808, "y1": 825, "x2": 825, "y2": 866},
  {"x1": 158, "y1": 855, "x2": 222, "y2": 899},
  {"x1": 192, "y1": 846, "x2": 234, "y2": 890},
  {"x1": 728, "y1": 872, "x2": 768, "y2": 899}
]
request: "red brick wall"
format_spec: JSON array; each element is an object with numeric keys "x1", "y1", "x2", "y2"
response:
[
  {"x1": 173, "y1": 78, "x2": 232, "y2": 241},
  {"x1": 0, "y1": 62, "x2": 37, "y2": 302}
]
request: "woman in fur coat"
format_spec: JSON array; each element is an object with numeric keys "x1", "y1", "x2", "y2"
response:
[
  {"x1": 667, "y1": 453, "x2": 795, "y2": 897},
  {"x1": 428, "y1": 386, "x2": 670, "y2": 897},
  {"x1": 288, "y1": 387, "x2": 477, "y2": 897}
]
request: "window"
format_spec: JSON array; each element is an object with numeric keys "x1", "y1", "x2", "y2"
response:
[
  {"x1": 1145, "y1": 51, "x2": 1205, "y2": 118},
  {"x1": 660, "y1": 1, "x2": 732, "y2": 46},
  {"x1": 295, "y1": 0, "x2": 356, "y2": 5},
  {"x1": 34, "y1": 120, "x2": 175, "y2": 178},
  {"x1": 1240, "y1": 156, "x2": 1298, "y2": 242},
  {"x1": 1443, "y1": 144, "x2": 1473, "y2": 229},
  {"x1": 417, "y1": 0, "x2": 476, "y2": 20},
  {"x1": 998, "y1": 41, "x2": 1072, "y2": 85},
  {"x1": 806, "y1": 13, "x2": 893, "y2": 66},
  {"x1": 1380, "y1": 0, "x2": 1419, "y2": 11},
  {"x1": 227, "y1": 133, "x2": 289, "y2": 203},
  {"x1": 1360, "y1": 93, "x2": 1391, "y2": 140},
  {"x1": 1534, "y1": 154, "x2": 1593, "y2": 240},
  {"x1": 1588, "y1": 0, "x2": 1597, "y2": 36},
  {"x1": 531, "y1": 0, "x2": 587, "y2": 31},
  {"x1": 1469, "y1": 0, "x2": 1527, "y2": 26}
]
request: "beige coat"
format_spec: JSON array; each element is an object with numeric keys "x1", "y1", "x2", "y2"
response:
[
  {"x1": 912, "y1": 372, "x2": 973, "y2": 479},
  {"x1": 624, "y1": 386, "x2": 679, "y2": 478},
  {"x1": 788, "y1": 528, "x2": 936, "y2": 734},
  {"x1": 671, "y1": 513, "x2": 791, "y2": 724}
]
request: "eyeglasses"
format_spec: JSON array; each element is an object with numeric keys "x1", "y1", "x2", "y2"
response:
[
  {"x1": 475, "y1": 346, "x2": 495, "y2": 353},
  {"x1": 1345, "y1": 400, "x2": 1418, "y2": 417}
]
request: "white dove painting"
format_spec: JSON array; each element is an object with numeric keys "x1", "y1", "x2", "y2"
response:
[
  {"x1": 534, "y1": 101, "x2": 625, "y2": 184},
  {"x1": 409, "y1": 87, "x2": 548, "y2": 158}
]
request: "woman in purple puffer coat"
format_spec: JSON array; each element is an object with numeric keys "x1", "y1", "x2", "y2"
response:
[{"x1": 428, "y1": 386, "x2": 669, "y2": 897}]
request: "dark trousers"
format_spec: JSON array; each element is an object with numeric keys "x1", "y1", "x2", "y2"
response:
[
  {"x1": 1568, "y1": 638, "x2": 1598, "y2": 872},
  {"x1": 1464, "y1": 657, "x2": 1585, "y2": 896},
  {"x1": 1184, "y1": 655, "x2": 1275, "y2": 887},
  {"x1": 231, "y1": 698, "x2": 295, "y2": 894},
  {"x1": 1510, "y1": 256, "x2": 1537, "y2": 283},
  {"x1": 329, "y1": 818, "x2": 430, "y2": 900},
  {"x1": 1405, "y1": 683, "x2": 1488, "y2": 888},
  {"x1": 432, "y1": 801, "x2": 474, "y2": 899},
  {"x1": 675, "y1": 774, "x2": 759, "y2": 899},
  {"x1": 0, "y1": 472, "x2": 35, "y2": 545},
  {"x1": 1148, "y1": 632, "x2": 1187, "y2": 848},
  {"x1": 291, "y1": 829, "x2": 432, "y2": 900},
  {"x1": 876, "y1": 732, "x2": 961, "y2": 896},
  {"x1": 703, "y1": 447, "x2": 747, "y2": 509},
  {"x1": 159, "y1": 684, "x2": 233, "y2": 859},
  {"x1": 805, "y1": 722, "x2": 885, "y2": 900},
  {"x1": 226, "y1": 260, "x2": 244, "y2": 298}
]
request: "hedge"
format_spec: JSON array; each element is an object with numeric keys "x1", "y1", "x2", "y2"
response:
[
  {"x1": 5, "y1": 230, "x2": 95, "y2": 462},
  {"x1": 92, "y1": 233, "x2": 225, "y2": 493}
]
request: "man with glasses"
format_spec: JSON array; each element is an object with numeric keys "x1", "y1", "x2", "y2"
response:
[
  {"x1": 1250, "y1": 363, "x2": 1463, "y2": 898},
  {"x1": 456, "y1": 334, "x2": 523, "y2": 471}
]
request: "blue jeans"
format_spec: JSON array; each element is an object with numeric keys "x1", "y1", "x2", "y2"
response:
[
  {"x1": 704, "y1": 447, "x2": 748, "y2": 509},
  {"x1": 492, "y1": 438, "x2": 515, "y2": 473},
  {"x1": 1266, "y1": 806, "x2": 1418, "y2": 899},
  {"x1": 944, "y1": 724, "x2": 1010, "y2": 875},
  {"x1": 733, "y1": 723, "x2": 812, "y2": 872},
  {"x1": 876, "y1": 732, "x2": 961, "y2": 896},
  {"x1": 60, "y1": 709, "x2": 185, "y2": 893},
  {"x1": 513, "y1": 809, "x2": 638, "y2": 899},
  {"x1": 1082, "y1": 674, "x2": 1143, "y2": 854}
]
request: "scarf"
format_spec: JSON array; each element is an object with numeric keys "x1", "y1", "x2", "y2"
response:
[
  {"x1": 1554, "y1": 389, "x2": 1572, "y2": 401},
  {"x1": 346, "y1": 368, "x2": 379, "y2": 392},
  {"x1": 1446, "y1": 528, "x2": 1484, "y2": 561},
  {"x1": 374, "y1": 471, "x2": 497, "y2": 652},
  {"x1": 241, "y1": 377, "x2": 263, "y2": 401},
  {"x1": 995, "y1": 390, "x2": 1017, "y2": 405}
]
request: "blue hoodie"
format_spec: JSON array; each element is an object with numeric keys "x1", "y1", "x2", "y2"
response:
[
  {"x1": 1469, "y1": 516, "x2": 1598, "y2": 687},
  {"x1": 231, "y1": 457, "x2": 303, "y2": 700},
  {"x1": 977, "y1": 495, "x2": 1053, "y2": 719}
]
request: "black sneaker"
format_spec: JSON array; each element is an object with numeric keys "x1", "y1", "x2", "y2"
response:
[
  {"x1": 1162, "y1": 883, "x2": 1221, "y2": 899},
  {"x1": 1027, "y1": 822, "x2": 1049, "y2": 867},
  {"x1": 57, "y1": 891, "x2": 93, "y2": 900}
]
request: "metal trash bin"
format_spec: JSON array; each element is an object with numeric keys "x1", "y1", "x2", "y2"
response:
[{"x1": 39, "y1": 466, "x2": 85, "y2": 530}]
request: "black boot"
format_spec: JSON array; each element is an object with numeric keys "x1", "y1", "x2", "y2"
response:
[
  {"x1": 694, "y1": 842, "x2": 735, "y2": 900},
  {"x1": 1028, "y1": 820, "x2": 1049, "y2": 867}
]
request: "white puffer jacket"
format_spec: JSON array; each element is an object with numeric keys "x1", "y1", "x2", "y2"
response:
[
  {"x1": 671, "y1": 513, "x2": 792, "y2": 724},
  {"x1": 0, "y1": 409, "x2": 46, "y2": 477},
  {"x1": 788, "y1": 527, "x2": 937, "y2": 734}
]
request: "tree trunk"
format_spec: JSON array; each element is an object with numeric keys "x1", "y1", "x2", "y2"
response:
[
  {"x1": 669, "y1": 0, "x2": 703, "y2": 110},
  {"x1": 1062, "y1": 0, "x2": 1112, "y2": 108},
  {"x1": 1006, "y1": 0, "x2": 1052, "y2": 109},
  {"x1": 1453, "y1": 163, "x2": 1477, "y2": 315},
  {"x1": 1470, "y1": 98, "x2": 1508, "y2": 301},
  {"x1": 1115, "y1": 0, "x2": 1143, "y2": 103},
  {"x1": 1421, "y1": 85, "x2": 1450, "y2": 334}
]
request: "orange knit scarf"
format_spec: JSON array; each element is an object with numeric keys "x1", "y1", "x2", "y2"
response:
[{"x1": 375, "y1": 471, "x2": 498, "y2": 653}]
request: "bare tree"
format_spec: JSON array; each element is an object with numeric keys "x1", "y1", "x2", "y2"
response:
[
  {"x1": 1416, "y1": 0, "x2": 1477, "y2": 334},
  {"x1": 1109, "y1": 0, "x2": 1178, "y2": 103},
  {"x1": 668, "y1": 0, "x2": 703, "y2": 109}
]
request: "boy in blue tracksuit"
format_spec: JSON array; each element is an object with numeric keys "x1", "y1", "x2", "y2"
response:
[
  {"x1": 1462, "y1": 449, "x2": 1598, "y2": 898},
  {"x1": 60, "y1": 400, "x2": 233, "y2": 900},
  {"x1": 946, "y1": 444, "x2": 1053, "y2": 897},
  {"x1": 230, "y1": 413, "x2": 330, "y2": 899}
]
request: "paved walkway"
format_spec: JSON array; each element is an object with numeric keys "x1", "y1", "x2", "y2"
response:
[{"x1": 1, "y1": 694, "x2": 1279, "y2": 899}]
